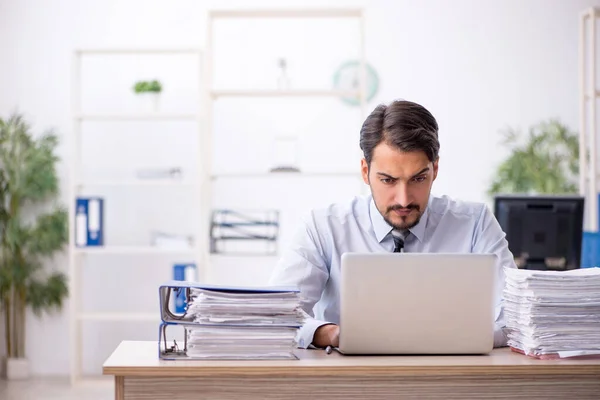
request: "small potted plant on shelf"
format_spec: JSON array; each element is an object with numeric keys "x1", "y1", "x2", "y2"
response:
[
  {"x1": 132, "y1": 79, "x2": 162, "y2": 113},
  {"x1": 0, "y1": 113, "x2": 69, "y2": 380}
]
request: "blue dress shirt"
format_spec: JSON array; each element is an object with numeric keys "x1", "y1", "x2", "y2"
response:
[{"x1": 269, "y1": 194, "x2": 517, "y2": 349}]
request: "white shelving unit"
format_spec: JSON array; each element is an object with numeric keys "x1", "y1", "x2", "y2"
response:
[
  {"x1": 73, "y1": 246, "x2": 199, "y2": 255},
  {"x1": 580, "y1": 8, "x2": 599, "y2": 232},
  {"x1": 203, "y1": 8, "x2": 369, "y2": 282},
  {"x1": 74, "y1": 113, "x2": 198, "y2": 121},
  {"x1": 210, "y1": 89, "x2": 361, "y2": 98},
  {"x1": 68, "y1": 48, "x2": 204, "y2": 383}
]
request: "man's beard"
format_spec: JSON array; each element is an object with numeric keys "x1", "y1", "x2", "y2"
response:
[{"x1": 382, "y1": 204, "x2": 423, "y2": 230}]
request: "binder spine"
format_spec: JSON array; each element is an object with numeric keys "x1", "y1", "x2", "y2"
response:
[{"x1": 75, "y1": 197, "x2": 104, "y2": 247}]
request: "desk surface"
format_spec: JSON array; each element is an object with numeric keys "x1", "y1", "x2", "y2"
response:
[{"x1": 103, "y1": 341, "x2": 600, "y2": 377}]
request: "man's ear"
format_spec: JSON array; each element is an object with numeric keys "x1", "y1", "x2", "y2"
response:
[
  {"x1": 361, "y1": 158, "x2": 370, "y2": 185},
  {"x1": 432, "y1": 157, "x2": 439, "y2": 181}
]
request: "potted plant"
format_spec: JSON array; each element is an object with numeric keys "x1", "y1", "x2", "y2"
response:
[
  {"x1": 133, "y1": 79, "x2": 162, "y2": 113},
  {"x1": 0, "y1": 113, "x2": 69, "y2": 380},
  {"x1": 487, "y1": 119, "x2": 579, "y2": 197}
]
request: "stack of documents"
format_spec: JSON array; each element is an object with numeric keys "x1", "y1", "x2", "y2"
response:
[
  {"x1": 184, "y1": 288, "x2": 304, "y2": 359},
  {"x1": 503, "y1": 266, "x2": 600, "y2": 359},
  {"x1": 158, "y1": 281, "x2": 305, "y2": 360}
]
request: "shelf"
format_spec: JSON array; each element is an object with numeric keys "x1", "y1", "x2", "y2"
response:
[
  {"x1": 74, "y1": 113, "x2": 198, "y2": 121},
  {"x1": 77, "y1": 312, "x2": 159, "y2": 322},
  {"x1": 210, "y1": 253, "x2": 280, "y2": 258},
  {"x1": 210, "y1": 89, "x2": 361, "y2": 98},
  {"x1": 211, "y1": 171, "x2": 360, "y2": 179},
  {"x1": 210, "y1": 9, "x2": 363, "y2": 18},
  {"x1": 75, "y1": 180, "x2": 198, "y2": 187},
  {"x1": 75, "y1": 246, "x2": 199, "y2": 255},
  {"x1": 76, "y1": 48, "x2": 201, "y2": 55}
]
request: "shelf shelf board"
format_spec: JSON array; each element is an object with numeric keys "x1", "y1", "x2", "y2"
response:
[
  {"x1": 210, "y1": 9, "x2": 362, "y2": 18},
  {"x1": 75, "y1": 246, "x2": 199, "y2": 255},
  {"x1": 211, "y1": 89, "x2": 361, "y2": 98},
  {"x1": 75, "y1": 180, "x2": 198, "y2": 187},
  {"x1": 77, "y1": 312, "x2": 159, "y2": 322},
  {"x1": 211, "y1": 171, "x2": 359, "y2": 179},
  {"x1": 210, "y1": 253, "x2": 280, "y2": 258},
  {"x1": 76, "y1": 48, "x2": 201, "y2": 55},
  {"x1": 74, "y1": 113, "x2": 198, "y2": 121}
]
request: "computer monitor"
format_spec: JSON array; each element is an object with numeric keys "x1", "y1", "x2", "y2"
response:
[{"x1": 493, "y1": 195, "x2": 584, "y2": 271}]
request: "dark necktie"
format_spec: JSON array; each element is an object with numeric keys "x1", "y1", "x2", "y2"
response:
[{"x1": 392, "y1": 229, "x2": 407, "y2": 253}]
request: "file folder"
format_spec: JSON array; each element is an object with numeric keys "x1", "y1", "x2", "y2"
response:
[
  {"x1": 157, "y1": 281, "x2": 304, "y2": 360},
  {"x1": 75, "y1": 197, "x2": 104, "y2": 247},
  {"x1": 158, "y1": 280, "x2": 301, "y2": 324},
  {"x1": 158, "y1": 322, "x2": 300, "y2": 360},
  {"x1": 172, "y1": 264, "x2": 196, "y2": 313}
]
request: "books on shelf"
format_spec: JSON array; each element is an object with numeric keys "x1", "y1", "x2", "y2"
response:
[
  {"x1": 157, "y1": 281, "x2": 305, "y2": 360},
  {"x1": 503, "y1": 266, "x2": 600, "y2": 359}
]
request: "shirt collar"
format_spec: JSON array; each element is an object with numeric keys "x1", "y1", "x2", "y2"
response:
[{"x1": 369, "y1": 196, "x2": 429, "y2": 244}]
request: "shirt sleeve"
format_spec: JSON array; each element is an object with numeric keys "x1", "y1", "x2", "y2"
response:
[
  {"x1": 471, "y1": 204, "x2": 517, "y2": 348},
  {"x1": 268, "y1": 211, "x2": 332, "y2": 349}
]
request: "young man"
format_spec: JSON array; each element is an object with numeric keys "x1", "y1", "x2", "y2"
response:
[{"x1": 269, "y1": 99, "x2": 516, "y2": 350}]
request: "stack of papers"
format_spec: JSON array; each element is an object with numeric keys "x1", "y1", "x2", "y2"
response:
[
  {"x1": 503, "y1": 266, "x2": 600, "y2": 359},
  {"x1": 183, "y1": 287, "x2": 305, "y2": 359}
]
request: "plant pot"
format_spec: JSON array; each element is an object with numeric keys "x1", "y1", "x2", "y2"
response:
[
  {"x1": 3, "y1": 357, "x2": 30, "y2": 380},
  {"x1": 138, "y1": 92, "x2": 161, "y2": 113}
]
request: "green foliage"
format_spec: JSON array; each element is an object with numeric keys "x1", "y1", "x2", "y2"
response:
[
  {"x1": 487, "y1": 119, "x2": 579, "y2": 197},
  {"x1": 133, "y1": 80, "x2": 162, "y2": 94},
  {"x1": 0, "y1": 113, "x2": 68, "y2": 359}
]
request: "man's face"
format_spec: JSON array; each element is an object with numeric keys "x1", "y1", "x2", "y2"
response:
[{"x1": 361, "y1": 142, "x2": 438, "y2": 231}]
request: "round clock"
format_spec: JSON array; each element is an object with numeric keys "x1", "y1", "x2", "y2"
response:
[{"x1": 333, "y1": 60, "x2": 379, "y2": 106}]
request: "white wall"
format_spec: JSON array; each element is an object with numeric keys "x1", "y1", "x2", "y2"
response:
[{"x1": 1, "y1": 0, "x2": 599, "y2": 377}]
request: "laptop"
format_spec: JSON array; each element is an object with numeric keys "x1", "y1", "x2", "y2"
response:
[{"x1": 338, "y1": 253, "x2": 497, "y2": 355}]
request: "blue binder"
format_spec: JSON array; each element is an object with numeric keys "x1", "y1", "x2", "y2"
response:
[
  {"x1": 75, "y1": 197, "x2": 104, "y2": 246},
  {"x1": 172, "y1": 263, "x2": 196, "y2": 314}
]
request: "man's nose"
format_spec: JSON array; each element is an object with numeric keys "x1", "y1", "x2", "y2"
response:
[{"x1": 394, "y1": 182, "x2": 411, "y2": 207}]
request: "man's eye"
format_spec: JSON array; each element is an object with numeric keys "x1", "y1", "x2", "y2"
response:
[
  {"x1": 412, "y1": 176, "x2": 426, "y2": 183},
  {"x1": 381, "y1": 178, "x2": 394, "y2": 184}
]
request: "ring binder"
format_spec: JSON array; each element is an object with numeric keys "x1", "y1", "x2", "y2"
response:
[{"x1": 157, "y1": 281, "x2": 305, "y2": 360}]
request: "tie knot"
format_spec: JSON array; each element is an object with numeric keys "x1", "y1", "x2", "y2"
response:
[{"x1": 391, "y1": 229, "x2": 407, "y2": 253}]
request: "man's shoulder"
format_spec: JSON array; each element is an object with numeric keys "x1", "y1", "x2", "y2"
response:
[
  {"x1": 429, "y1": 194, "x2": 489, "y2": 219},
  {"x1": 306, "y1": 194, "x2": 371, "y2": 227}
]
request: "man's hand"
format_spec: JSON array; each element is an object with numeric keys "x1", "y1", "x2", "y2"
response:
[{"x1": 312, "y1": 324, "x2": 340, "y2": 348}]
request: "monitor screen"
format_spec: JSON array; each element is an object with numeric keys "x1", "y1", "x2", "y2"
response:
[{"x1": 493, "y1": 195, "x2": 584, "y2": 270}]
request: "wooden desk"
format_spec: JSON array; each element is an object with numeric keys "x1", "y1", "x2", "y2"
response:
[{"x1": 103, "y1": 341, "x2": 600, "y2": 399}]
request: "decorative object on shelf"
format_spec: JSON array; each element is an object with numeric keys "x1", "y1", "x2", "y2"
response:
[
  {"x1": 210, "y1": 209, "x2": 279, "y2": 255},
  {"x1": 270, "y1": 136, "x2": 300, "y2": 173},
  {"x1": 151, "y1": 231, "x2": 194, "y2": 250},
  {"x1": 136, "y1": 167, "x2": 182, "y2": 180},
  {"x1": 277, "y1": 58, "x2": 291, "y2": 90},
  {"x1": 333, "y1": 60, "x2": 379, "y2": 106},
  {"x1": 75, "y1": 197, "x2": 104, "y2": 247},
  {"x1": 132, "y1": 79, "x2": 163, "y2": 113},
  {"x1": 487, "y1": 119, "x2": 579, "y2": 197},
  {"x1": 172, "y1": 263, "x2": 197, "y2": 313},
  {"x1": 0, "y1": 113, "x2": 69, "y2": 380}
]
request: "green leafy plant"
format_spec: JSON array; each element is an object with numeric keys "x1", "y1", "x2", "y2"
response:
[
  {"x1": 133, "y1": 80, "x2": 162, "y2": 94},
  {"x1": 487, "y1": 119, "x2": 579, "y2": 197},
  {"x1": 0, "y1": 113, "x2": 68, "y2": 360}
]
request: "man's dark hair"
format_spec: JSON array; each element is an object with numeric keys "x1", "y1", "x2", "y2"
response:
[{"x1": 359, "y1": 100, "x2": 440, "y2": 166}]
